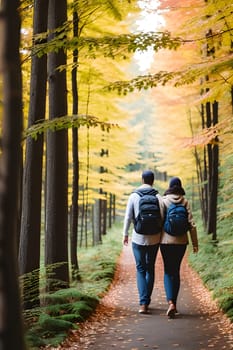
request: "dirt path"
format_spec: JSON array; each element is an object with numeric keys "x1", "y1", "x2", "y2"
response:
[{"x1": 51, "y1": 245, "x2": 233, "y2": 350}]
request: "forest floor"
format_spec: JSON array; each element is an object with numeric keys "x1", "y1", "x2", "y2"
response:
[{"x1": 46, "y1": 244, "x2": 233, "y2": 350}]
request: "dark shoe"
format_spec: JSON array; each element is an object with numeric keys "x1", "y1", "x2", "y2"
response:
[
  {"x1": 173, "y1": 303, "x2": 179, "y2": 315},
  {"x1": 139, "y1": 304, "x2": 148, "y2": 314},
  {"x1": 166, "y1": 303, "x2": 176, "y2": 318}
]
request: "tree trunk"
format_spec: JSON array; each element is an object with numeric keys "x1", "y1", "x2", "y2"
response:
[
  {"x1": 204, "y1": 26, "x2": 219, "y2": 240},
  {"x1": 0, "y1": 1, "x2": 26, "y2": 348},
  {"x1": 70, "y1": 9, "x2": 80, "y2": 280},
  {"x1": 101, "y1": 195, "x2": 107, "y2": 235},
  {"x1": 93, "y1": 200, "x2": 102, "y2": 245},
  {"x1": 200, "y1": 103, "x2": 208, "y2": 227},
  {"x1": 231, "y1": 86, "x2": 233, "y2": 113},
  {"x1": 207, "y1": 101, "x2": 219, "y2": 240},
  {"x1": 45, "y1": 0, "x2": 69, "y2": 290},
  {"x1": 108, "y1": 193, "x2": 113, "y2": 228},
  {"x1": 113, "y1": 194, "x2": 116, "y2": 223},
  {"x1": 19, "y1": 0, "x2": 48, "y2": 308}
]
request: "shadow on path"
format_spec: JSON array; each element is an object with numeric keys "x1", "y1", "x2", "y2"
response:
[{"x1": 57, "y1": 244, "x2": 233, "y2": 350}]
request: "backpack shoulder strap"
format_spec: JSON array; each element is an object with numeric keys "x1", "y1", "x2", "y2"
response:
[
  {"x1": 131, "y1": 190, "x2": 142, "y2": 222},
  {"x1": 133, "y1": 190, "x2": 143, "y2": 197},
  {"x1": 133, "y1": 188, "x2": 158, "y2": 197}
]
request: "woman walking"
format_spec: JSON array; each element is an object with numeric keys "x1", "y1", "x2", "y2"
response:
[{"x1": 160, "y1": 177, "x2": 198, "y2": 318}]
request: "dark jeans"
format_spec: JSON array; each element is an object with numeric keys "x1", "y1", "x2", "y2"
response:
[
  {"x1": 160, "y1": 244, "x2": 187, "y2": 305},
  {"x1": 132, "y1": 242, "x2": 159, "y2": 305}
]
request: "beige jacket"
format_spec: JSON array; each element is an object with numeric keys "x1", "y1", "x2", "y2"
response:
[{"x1": 160, "y1": 194, "x2": 198, "y2": 249}]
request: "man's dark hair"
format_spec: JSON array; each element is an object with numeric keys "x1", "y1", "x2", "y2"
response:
[{"x1": 142, "y1": 170, "x2": 154, "y2": 185}]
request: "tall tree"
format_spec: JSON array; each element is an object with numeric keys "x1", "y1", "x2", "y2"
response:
[
  {"x1": 199, "y1": 21, "x2": 219, "y2": 239},
  {"x1": 45, "y1": 0, "x2": 69, "y2": 289},
  {"x1": 19, "y1": 0, "x2": 49, "y2": 307},
  {"x1": 70, "y1": 7, "x2": 80, "y2": 280},
  {"x1": 0, "y1": 0, "x2": 26, "y2": 348},
  {"x1": 207, "y1": 101, "x2": 219, "y2": 239}
]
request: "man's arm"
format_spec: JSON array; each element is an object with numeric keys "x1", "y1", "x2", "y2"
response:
[{"x1": 122, "y1": 194, "x2": 134, "y2": 245}]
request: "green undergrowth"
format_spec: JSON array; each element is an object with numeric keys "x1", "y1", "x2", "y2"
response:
[
  {"x1": 25, "y1": 224, "x2": 122, "y2": 349},
  {"x1": 188, "y1": 214, "x2": 233, "y2": 322},
  {"x1": 26, "y1": 290, "x2": 98, "y2": 348}
]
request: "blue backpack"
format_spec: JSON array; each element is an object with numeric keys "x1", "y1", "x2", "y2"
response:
[
  {"x1": 133, "y1": 188, "x2": 162, "y2": 235},
  {"x1": 164, "y1": 203, "x2": 190, "y2": 236}
]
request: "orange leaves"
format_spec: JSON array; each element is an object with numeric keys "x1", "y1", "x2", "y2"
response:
[{"x1": 180, "y1": 117, "x2": 232, "y2": 148}]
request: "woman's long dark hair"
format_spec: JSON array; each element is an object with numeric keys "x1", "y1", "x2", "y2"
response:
[{"x1": 164, "y1": 177, "x2": 185, "y2": 196}]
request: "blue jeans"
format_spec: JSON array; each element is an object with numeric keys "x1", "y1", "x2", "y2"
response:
[
  {"x1": 160, "y1": 244, "x2": 186, "y2": 305},
  {"x1": 132, "y1": 242, "x2": 159, "y2": 305}
]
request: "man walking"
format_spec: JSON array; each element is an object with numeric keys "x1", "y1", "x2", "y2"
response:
[{"x1": 122, "y1": 170, "x2": 164, "y2": 314}]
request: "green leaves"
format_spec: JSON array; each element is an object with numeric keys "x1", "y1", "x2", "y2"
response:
[
  {"x1": 107, "y1": 71, "x2": 178, "y2": 94},
  {"x1": 76, "y1": 31, "x2": 182, "y2": 58},
  {"x1": 29, "y1": 30, "x2": 182, "y2": 60},
  {"x1": 106, "y1": 56, "x2": 233, "y2": 95},
  {"x1": 23, "y1": 114, "x2": 119, "y2": 140}
]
